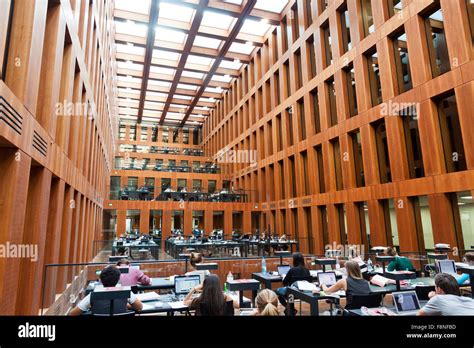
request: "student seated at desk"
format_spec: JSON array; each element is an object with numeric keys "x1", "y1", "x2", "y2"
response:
[
  {"x1": 185, "y1": 252, "x2": 210, "y2": 282},
  {"x1": 385, "y1": 247, "x2": 416, "y2": 272},
  {"x1": 116, "y1": 259, "x2": 151, "y2": 286},
  {"x1": 183, "y1": 275, "x2": 238, "y2": 315},
  {"x1": 116, "y1": 247, "x2": 129, "y2": 257},
  {"x1": 276, "y1": 252, "x2": 310, "y2": 309},
  {"x1": 417, "y1": 273, "x2": 474, "y2": 316},
  {"x1": 250, "y1": 289, "x2": 284, "y2": 316},
  {"x1": 458, "y1": 252, "x2": 474, "y2": 286},
  {"x1": 69, "y1": 266, "x2": 143, "y2": 316},
  {"x1": 320, "y1": 260, "x2": 370, "y2": 309}
]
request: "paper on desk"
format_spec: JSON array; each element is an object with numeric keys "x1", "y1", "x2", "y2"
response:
[
  {"x1": 168, "y1": 301, "x2": 188, "y2": 309},
  {"x1": 141, "y1": 303, "x2": 155, "y2": 311},
  {"x1": 296, "y1": 281, "x2": 317, "y2": 291},
  {"x1": 135, "y1": 292, "x2": 160, "y2": 302}
]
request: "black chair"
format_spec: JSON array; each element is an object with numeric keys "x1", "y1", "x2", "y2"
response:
[
  {"x1": 415, "y1": 285, "x2": 433, "y2": 301},
  {"x1": 196, "y1": 300, "x2": 234, "y2": 316},
  {"x1": 342, "y1": 293, "x2": 383, "y2": 316},
  {"x1": 90, "y1": 289, "x2": 134, "y2": 316}
]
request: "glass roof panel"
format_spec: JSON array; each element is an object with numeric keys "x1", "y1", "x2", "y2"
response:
[
  {"x1": 155, "y1": 27, "x2": 187, "y2": 44},
  {"x1": 229, "y1": 42, "x2": 254, "y2": 54},
  {"x1": 115, "y1": 21, "x2": 148, "y2": 37},
  {"x1": 219, "y1": 59, "x2": 242, "y2": 70},
  {"x1": 159, "y1": 2, "x2": 194, "y2": 22},
  {"x1": 255, "y1": 0, "x2": 289, "y2": 13},
  {"x1": 211, "y1": 74, "x2": 232, "y2": 83},
  {"x1": 150, "y1": 66, "x2": 175, "y2": 75},
  {"x1": 194, "y1": 36, "x2": 221, "y2": 49},
  {"x1": 153, "y1": 50, "x2": 180, "y2": 61},
  {"x1": 177, "y1": 83, "x2": 197, "y2": 91},
  {"x1": 186, "y1": 55, "x2": 214, "y2": 66},
  {"x1": 202, "y1": 11, "x2": 235, "y2": 30},
  {"x1": 240, "y1": 19, "x2": 272, "y2": 35},
  {"x1": 117, "y1": 44, "x2": 146, "y2": 55},
  {"x1": 181, "y1": 70, "x2": 205, "y2": 79},
  {"x1": 117, "y1": 61, "x2": 144, "y2": 71},
  {"x1": 115, "y1": 0, "x2": 151, "y2": 14}
]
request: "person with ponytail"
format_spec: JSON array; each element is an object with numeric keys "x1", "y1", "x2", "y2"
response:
[{"x1": 251, "y1": 289, "x2": 284, "y2": 316}]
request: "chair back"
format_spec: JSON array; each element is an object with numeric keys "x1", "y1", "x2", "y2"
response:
[
  {"x1": 345, "y1": 293, "x2": 382, "y2": 310},
  {"x1": 197, "y1": 300, "x2": 234, "y2": 316},
  {"x1": 90, "y1": 289, "x2": 130, "y2": 316}
]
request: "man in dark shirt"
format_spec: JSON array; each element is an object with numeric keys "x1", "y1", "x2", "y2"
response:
[{"x1": 276, "y1": 253, "x2": 310, "y2": 313}]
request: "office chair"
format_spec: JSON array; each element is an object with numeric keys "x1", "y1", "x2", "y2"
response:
[
  {"x1": 342, "y1": 293, "x2": 383, "y2": 316},
  {"x1": 415, "y1": 285, "x2": 433, "y2": 301},
  {"x1": 196, "y1": 300, "x2": 234, "y2": 316},
  {"x1": 90, "y1": 288, "x2": 132, "y2": 316}
]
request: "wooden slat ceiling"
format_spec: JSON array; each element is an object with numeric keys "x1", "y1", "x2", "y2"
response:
[{"x1": 113, "y1": 0, "x2": 289, "y2": 127}]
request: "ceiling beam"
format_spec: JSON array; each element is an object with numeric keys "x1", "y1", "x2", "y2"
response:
[
  {"x1": 116, "y1": 51, "x2": 240, "y2": 76},
  {"x1": 114, "y1": 11, "x2": 264, "y2": 46},
  {"x1": 159, "y1": 0, "x2": 209, "y2": 124},
  {"x1": 179, "y1": 0, "x2": 257, "y2": 127},
  {"x1": 115, "y1": 32, "x2": 251, "y2": 63},
  {"x1": 117, "y1": 80, "x2": 222, "y2": 99},
  {"x1": 161, "y1": 0, "x2": 281, "y2": 25},
  {"x1": 136, "y1": 0, "x2": 160, "y2": 124}
]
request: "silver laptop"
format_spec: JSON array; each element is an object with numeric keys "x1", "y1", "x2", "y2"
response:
[
  {"x1": 277, "y1": 265, "x2": 291, "y2": 277},
  {"x1": 317, "y1": 272, "x2": 337, "y2": 287},
  {"x1": 392, "y1": 291, "x2": 421, "y2": 316},
  {"x1": 436, "y1": 259, "x2": 461, "y2": 280}
]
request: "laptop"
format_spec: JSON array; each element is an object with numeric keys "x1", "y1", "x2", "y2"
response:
[
  {"x1": 174, "y1": 275, "x2": 201, "y2": 299},
  {"x1": 277, "y1": 265, "x2": 291, "y2": 277},
  {"x1": 392, "y1": 291, "x2": 421, "y2": 316},
  {"x1": 317, "y1": 272, "x2": 337, "y2": 287},
  {"x1": 436, "y1": 259, "x2": 461, "y2": 280}
]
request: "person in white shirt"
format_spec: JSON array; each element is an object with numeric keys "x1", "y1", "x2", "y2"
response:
[{"x1": 69, "y1": 266, "x2": 142, "y2": 315}]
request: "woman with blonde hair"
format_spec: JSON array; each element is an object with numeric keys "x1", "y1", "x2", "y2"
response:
[
  {"x1": 319, "y1": 260, "x2": 371, "y2": 309},
  {"x1": 252, "y1": 289, "x2": 282, "y2": 316}
]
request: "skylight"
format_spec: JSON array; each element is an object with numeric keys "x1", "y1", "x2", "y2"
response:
[
  {"x1": 148, "y1": 80, "x2": 171, "y2": 88},
  {"x1": 219, "y1": 60, "x2": 242, "y2": 70},
  {"x1": 150, "y1": 66, "x2": 175, "y2": 75},
  {"x1": 181, "y1": 71, "x2": 205, "y2": 79},
  {"x1": 177, "y1": 83, "x2": 197, "y2": 91},
  {"x1": 229, "y1": 42, "x2": 254, "y2": 54},
  {"x1": 193, "y1": 36, "x2": 222, "y2": 49},
  {"x1": 159, "y1": 2, "x2": 194, "y2": 22},
  {"x1": 153, "y1": 50, "x2": 180, "y2": 61},
  {"x1": 155, "y1": 27, "x2": 187, "y2": 44},
  {"x1": 117, "y1": 61, "x2": 143, "y2": 71},
  {"x1": 114, "y1": 0, "x2": 287, "y2": 125},
  {"x1": 201, "y1": 11, "x2": 235, "y2": 30},
  {"x1": 240, "y1": 19, "x2": 272, "y2": 36},
  {"x1": 186, "y1": 55, "x2": 214, "y2": 66},
  {"x1": 115, "y1": 0, "x2": 151, "y2": 15},
  {"x1": 116, "y1": 21, "x2": 148, "y2": 37},
  {"x1": 117, "y1": 44, "x2": 145, "y2": 55},
  {"x1": 255, "y1": 0, "x2": 289, "y2": 13}
]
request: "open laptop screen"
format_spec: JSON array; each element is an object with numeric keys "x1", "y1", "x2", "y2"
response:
[
  {"x1": 317, "y1": 272, "x2": 337, "y2": 287},
  {"x1": 437, "y1": 259, "x2": 456, "y2": 275},
  {"x1": 174, "y1": 275, "x2": 201, "y2": 295},
  {"x1": 277, "y1": 265, "x2": 291, "y2": 276},
  {"x1": 393, "y1": 291, "x2": 421, "y2": 312}
]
